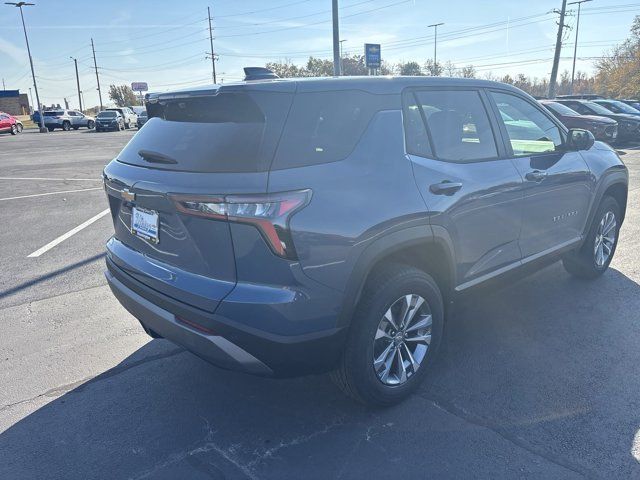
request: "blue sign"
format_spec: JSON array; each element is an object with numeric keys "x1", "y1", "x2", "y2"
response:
[{"x1": 364, "y1": 43, "x2": 381, "y2": 69}]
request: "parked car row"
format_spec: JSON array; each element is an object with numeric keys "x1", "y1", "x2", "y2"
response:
[
  {"x1": 27, "y1": 106, "x2": 147, "y2": 134},
  {"x1": 0, "y1": 112, "x2": 23, "y2": 135},
  {"x1": 539, "y1": 96, "x2": 640, "y2": 145}
]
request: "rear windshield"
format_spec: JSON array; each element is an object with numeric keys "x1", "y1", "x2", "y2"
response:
[
  {"x1": 98, "y1": 111, "x2": 117, "y2": 118},
  {"x1": 44, "y1": 111, "x2": 63, "y2": 116},
  {"x1": 117, "y1": 91, "x2": 292, "y2": 173}
]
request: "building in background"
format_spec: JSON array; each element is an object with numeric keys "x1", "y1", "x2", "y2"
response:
[{"x1": 0, "y1": 90, "x2": 31, "y2": 116}]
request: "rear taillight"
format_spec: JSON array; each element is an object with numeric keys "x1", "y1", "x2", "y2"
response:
[{"x1": 170, "y1": 189, "x2": 311, "y2": 259}]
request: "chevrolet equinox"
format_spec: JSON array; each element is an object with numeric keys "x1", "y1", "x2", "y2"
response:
[{"x1": 103, "y1": 77, "x2": 628, "y2": 406}]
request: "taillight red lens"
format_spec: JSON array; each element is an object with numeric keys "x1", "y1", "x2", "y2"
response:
[{"x1": 170, "y1": 189, "x2": 311, "y2": 259}]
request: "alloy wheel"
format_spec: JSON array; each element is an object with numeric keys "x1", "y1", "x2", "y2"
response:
[
  {"x1": 373, "y1": 294, "x2": 432, "y2": 386},
  {"x1": 594, "y1": 210, "x2": 616, "y2": 268}
]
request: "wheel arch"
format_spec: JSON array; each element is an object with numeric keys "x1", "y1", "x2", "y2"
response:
[
  {"x1": 338, "y1": 225, "x2": 456, "y2": 328},
  {"x1": 583, "y1": 168, "x2": 628, "y2": 239}
]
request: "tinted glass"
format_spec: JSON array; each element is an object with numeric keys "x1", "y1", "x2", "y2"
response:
[
  {"x1": 118, "y1": 91, "x2": 292, "y2": 173},
  {"x1": 544, "y1": 101, "x2": 579, "y2": 116},
  {"x1": 583, "y1": 101, "x2": 615, "y2": 115},
  {"x1": 491, "y1": 92, "x2": 561, "y2": 156},
  {"x1": 273, "y1": 90, "x2": 393, "y2": 169},
  {"x1": 403, "y1": 95, "x2": 432, "y2": 157},
  {"x1": 409, "y1": 90, "x2": 498, "y2": 162},
  {"x1": 44, "y1": 111, "x2": 63, "y2": 116},
  {"x1": 607, "y1": 100, "x2": 639, "y2": 114},
  {"x1": 98, "y1": 111, "x2": 117, "y2": 118}
]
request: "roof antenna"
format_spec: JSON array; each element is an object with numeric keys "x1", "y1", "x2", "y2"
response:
[{"x1": 243, "y1": 67, "x2": 279, "y2": 81}]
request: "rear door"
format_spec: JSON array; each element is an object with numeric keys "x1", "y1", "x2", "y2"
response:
[
  {"x1": 487, "y1": 90, "x2": 593, "y2": 258},
  {"x1": 104, "y1": 85, "x2": 294, "y2": 311},
  {"x1": 404, "y1": 88, "x2": 524, "y2": 289}
]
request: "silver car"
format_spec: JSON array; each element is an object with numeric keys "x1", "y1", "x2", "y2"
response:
[{"x1": 43, "y1": 109, "x2": 95, "y2": 131}]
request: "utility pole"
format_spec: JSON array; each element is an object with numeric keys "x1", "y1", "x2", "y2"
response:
[
  {"x1": 6, "y1": 2, "x2": 47, "y2": 132},
  {"x1": 2, "y1": 78, "x2": 5, "y2": 90},
  {"x1": 28, "y1": 87, "x2": 33, "y2": 112},
  {"x1": 339, "y1": 39, "x2": 347, "y2": 75},
  {"x1": 428, "y1": 22, "x2": 444, "y2": 76},
  {"x1": 70, "y1": 56, "x2": 82, "y2": 112},
  {"x1": 548, "y1": 0, "x2": 568, "y2": 98},
  {"x1": 91, "y1": 38, "x2": 103, "y2": 110},
  {"x1": 207, "y1": 6, "x2": 217, "y2": 84},
  {"x1": 569, "y1": 0, "x2": 592, "y2": 94},
  {"x1": 332, "y1": 0, "x2": 341, "y2": 76}
]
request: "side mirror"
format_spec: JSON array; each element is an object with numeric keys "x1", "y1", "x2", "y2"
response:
[{"x1": 566, "y1": 128, "x2": 595, "y2": 151}]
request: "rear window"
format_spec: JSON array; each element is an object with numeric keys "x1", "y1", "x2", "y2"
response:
[
  {"x1": 98, "y1": 111, "x2": 117, "y2": 118},
  {"x1": 118, "y1": 91, "x2": 292, "y2": 173},
  {"x1": 272, "y1": 90, "x2": 396, "y2": 169},
  {"x1": 44, "y1": 111, "x2": 63, "y2": 116}
]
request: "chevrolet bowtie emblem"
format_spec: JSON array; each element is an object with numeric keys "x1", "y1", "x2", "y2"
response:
[{"x1": 121, "y1": 189, "x2": 135, "y2": 202}]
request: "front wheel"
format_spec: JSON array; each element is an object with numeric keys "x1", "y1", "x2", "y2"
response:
[
  {"x1": 562, "y1": 196, "x2": 621, "y2": 279},
  {"x1": 331, "y1": 264, "x2": 444, "y2": 406},
  {"x1": 87, "y1": 120, "x2": 95, "y2": 130},
  {"x1": 10, "y1": 124, "x2": 17, "y2": 135},
  {"x1": 62, "y1": 121, "x2": 71, "y2": 131},
  {"x1": 16, "y1": 124, "x2": 23, "y2": 133}
]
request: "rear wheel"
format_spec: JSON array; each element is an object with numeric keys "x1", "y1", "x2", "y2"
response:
[
  {"x1": 562, "y1": 196, "x2": 620, "y2": 279},
  {"x1": 331, "y1": 264, "x2": 444, "y2": 406},
  {"x1": 10, "y1": 124, "x2": 17, "y2": 135}
]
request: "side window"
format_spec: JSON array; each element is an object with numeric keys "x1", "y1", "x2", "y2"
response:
[
  {"x1": 491, "y1": 91, "x2": 562, "y2": 156},
  {"x1": 273, "y1": 90, "x2": 393, "y2": 169},
  {"x1": 403, "y1": 95, "x2": 432, "y2": 157},
  {"x1": 568, "y1": 102, "x2": 589, "y2": 115},
  {"x1": 406, "y1": 89, "x2": 498, "y2": 162}
]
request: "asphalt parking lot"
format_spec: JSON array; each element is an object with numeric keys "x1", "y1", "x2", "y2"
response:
[{"x1": 0, "y1": 129, "x2": 639, "y2": 479}]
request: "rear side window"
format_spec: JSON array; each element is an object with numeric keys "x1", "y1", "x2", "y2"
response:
[
  {"x1": 272, "y1": 90, "x2": 394, "y2": 169},
  {"x1": 404, "y1": 90, "x2": 498, "y2": 162},
  {"x1": 118, "y1": 91, "x2": 292, "y2": 173}
]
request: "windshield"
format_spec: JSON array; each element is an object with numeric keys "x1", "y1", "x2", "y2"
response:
[
  {"x1": 545, "y1": 102, "x2": 579, "y2": 116},
  {"x1": 98, "y1": 111, "x2": 117, "y2": 118},
  {"x1": 606, "y1": 100, "x2": 640, "y2": 114},
  {"x1": 584, "y1": 101, "x2": 616, "y2": 115}
]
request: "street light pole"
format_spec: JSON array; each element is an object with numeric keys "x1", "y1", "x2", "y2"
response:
[
  {"x1": 339, "y1": 39, "x2": 347, "y2": 75},
  {"x1": 428, "y1": 22, "x2": 444, "y2": 76},
  {"x1": 70, "y1": 56, "x2": 82, "y2": 112},
  {"x1": 6, "y1": 1, "x2": 47, "y2": 132},
  {"x1": 569, "y1": 0, "x2": 592, "y2": 94},
  {"x1": 332, "y1": 0, "x2": 341, "y2": 76}
]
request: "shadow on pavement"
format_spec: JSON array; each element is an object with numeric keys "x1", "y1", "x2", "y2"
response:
[{"x1": 1, "y1": 263, "x2": 639, "y2": 479}]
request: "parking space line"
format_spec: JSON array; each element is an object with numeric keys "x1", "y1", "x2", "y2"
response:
[
  {"x1": 27, "y1": 209, "x2": 110, "y2": 258},
  {"x1": 0, "y1": 187, "x2": 102, "y2": 202},
  {"x1": 0, "y1": 177, "x2": 101, "y2": 181}
]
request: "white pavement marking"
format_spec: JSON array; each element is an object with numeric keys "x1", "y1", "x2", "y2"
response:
[
  {"x1": 27, "y1": 209, "x2": 110, "y2": 258},
  {"x1": 0, "y1": 177, "x2": 101, "y2": 181},
  {"x1": 0, "y1": 187, "x2": 102, "y2": 202}
]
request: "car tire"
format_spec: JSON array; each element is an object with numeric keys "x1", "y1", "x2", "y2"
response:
[
  {"x1": 125, "y1": 121, "x2": 130, "y2": 129},
  {"x1": 62, "y1": 121, "x2": 71, "y2": 131},
  {"x1": 10, "y1": 124, "x2": 17, "y2": 135},
  {"x1": 330, "y1": 264, "x2": 444, "y2": 407},
  {"x1": 562, "y1": 195, "x2": 621, "y2": 279},
  {"x1": 47, "y1": 127, "x2": 54, "y2": 132},
  {"x1": 73, "y1": 126, "x2": 80, "y2": 130},
  {"x1": 87, "y1": 120, "x2": 95, "y2": 130},
  {"x1": 16, "y1": 123, "x2": 23, "y2": 133}
]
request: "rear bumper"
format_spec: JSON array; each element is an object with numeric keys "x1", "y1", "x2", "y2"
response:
[{"x1": 105, "y1": 258, "x2": 348, "y2": 377}]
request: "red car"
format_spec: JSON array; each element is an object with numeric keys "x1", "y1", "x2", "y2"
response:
[{"x1": 0, "y1": 112, "x2": 23, "y2": 135}]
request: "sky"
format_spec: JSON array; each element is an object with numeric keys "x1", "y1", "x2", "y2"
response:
[{"x1": 0, "y1": 0, "x2": 638, "y2": 109}]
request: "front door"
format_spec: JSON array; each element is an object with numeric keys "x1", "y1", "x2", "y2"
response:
[
  {"x1": 488, "y1": 90, "x2": 593, "y2": 258},
  {"x1": 403, "y1": 88, "x2": 524, "y2": 289}
]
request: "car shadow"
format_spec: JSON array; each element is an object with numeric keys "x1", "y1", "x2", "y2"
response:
[{"x1": 1, "y1": 263, "x2": 639, "y2": 479}]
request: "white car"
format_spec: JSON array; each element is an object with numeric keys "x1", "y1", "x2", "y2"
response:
[{"x1": 105, "y1": 107, "x2": 138, "y2": 129}]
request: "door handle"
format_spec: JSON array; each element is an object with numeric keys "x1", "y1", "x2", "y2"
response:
[
  {"x1": 525, "y1": 170, "x2": 547, "y2": 182},
  {"x1": 429, "y1": 181, "x2": 463, "y2": 195}
]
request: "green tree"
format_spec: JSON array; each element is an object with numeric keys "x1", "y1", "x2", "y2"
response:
[
  {"x1": 398, "y1": 61, "x2": 423, "y2": 76},
  {"x1": 108, "y1": 84, "x2": 138, "y2": 107}
]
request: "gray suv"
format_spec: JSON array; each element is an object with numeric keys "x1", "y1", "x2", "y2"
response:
[
  {"x1": 103, "y1": 77, "x2": 628, "y2": 406},
  {"x1": 43, "y1": 109, "x2": 95, "y2": 131}
]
